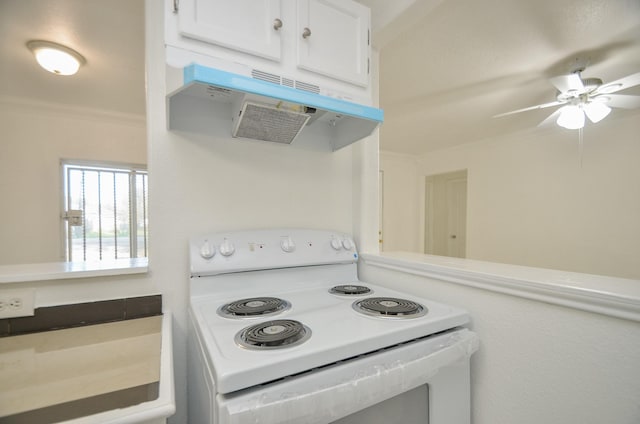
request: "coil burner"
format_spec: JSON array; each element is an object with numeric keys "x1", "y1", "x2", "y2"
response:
[
  {"x1": 329, "y1": 284, "x2": 372, "y2": 296},
  {"x1": 352, "y1": 297, "x2": 427, "y2": 319},
  {"x1": 235, "y1": 319, "x2": 312, "y2": 350},
  {"x1": 218, "y1": 297, "x2": 291, "y2": 319}
]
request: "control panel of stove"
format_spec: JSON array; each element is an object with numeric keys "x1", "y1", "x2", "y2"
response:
[{"x1": 190, "y1": 229, "x2": 358, "y2": 276}]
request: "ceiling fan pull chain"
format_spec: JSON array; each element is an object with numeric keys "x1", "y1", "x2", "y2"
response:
[{"x1": 578, "y1": 127, "x2": 584, "y2": 169}]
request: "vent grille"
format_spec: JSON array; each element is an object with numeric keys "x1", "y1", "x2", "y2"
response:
[
  {"x1": 251, "y1": 70, "x2": 281, "y2": 85},
  {"x1": 295, "y1": 80, "x2": 320, "y2": 94},
  {"x1": 233, "y1": 102, "x2": 311, "y2": 144},
  {"x1": 282, "y1": 78, "x2": 294, "y2": 88},
  {"x1": 251, "y1": 69, "x2": 321, "y2": 94}
]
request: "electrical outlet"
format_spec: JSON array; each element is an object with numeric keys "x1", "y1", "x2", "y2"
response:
[{"x1": 0, "y1": 288, "x2": 35, "y2": 318}]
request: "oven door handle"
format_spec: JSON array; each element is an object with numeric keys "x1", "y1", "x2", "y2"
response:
[{"x1": 216, "y1": 329, "x2": 479, "y2": 424}]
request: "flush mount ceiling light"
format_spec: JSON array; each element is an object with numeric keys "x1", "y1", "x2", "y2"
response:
[{"x1": 27, "y1": 40, "x2": 86, "y2": 76}]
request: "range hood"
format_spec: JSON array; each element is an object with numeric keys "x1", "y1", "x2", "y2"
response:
[{"x1": 167, "y1": 64, "x2": 383, "y2": 151}]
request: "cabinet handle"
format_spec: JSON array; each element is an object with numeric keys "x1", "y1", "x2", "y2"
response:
[
  {"x1": 302, "y1": 27, "x2": 312, "y2": 39},
  {"x1": 273, "y1": 18, "x2": 283, "y2": 31}
]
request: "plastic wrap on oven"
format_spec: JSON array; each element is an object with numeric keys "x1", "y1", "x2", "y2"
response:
[{"x1": 217, "y1": 329, "x2": 480, "y2": 424}]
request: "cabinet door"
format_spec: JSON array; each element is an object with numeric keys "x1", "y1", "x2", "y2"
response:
[
  {"x1": 296, "y1": 0, "x2": 370, "y2": 87},
  {"x1": 178, "y1": 0, "x2": 282, "y2": 61}
]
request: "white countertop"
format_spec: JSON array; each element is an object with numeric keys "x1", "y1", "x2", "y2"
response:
[
  {"x1": 0, "y1": 316, "x2": 162, "y2": 418},
  {"x1": 0, "y1": 258, "x2": 148, "y2": 284},
  {"x1": 371, "y1": 251, "x2": 640, "y2": 296},
  {"x1": 361, "y1": 252, "x2": 640, "y2": 322}
]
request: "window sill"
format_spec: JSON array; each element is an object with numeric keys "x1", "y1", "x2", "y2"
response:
[
  {"x1": 0, "y1": 258, "x2": 148, "y2": 284},
  {"x1": 360, "y1": 252, "x2": 640, "y2": 322}
]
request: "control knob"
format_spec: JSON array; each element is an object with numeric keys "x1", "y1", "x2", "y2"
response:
[
  {"x1": 281, "y1": 236, "x2": 296, "y2": 253},
  {"x1": 330, "y1": 238, "x2": 342, "y2": 250},
  {"x1": 342, "y1": 238, "x2": 354, "y2": 250},
  {"x1": 219, "y1": 239, "x2": 235, "y2": 257},
  {"x1": 200, "y1": 241, "x2": 216, "y2": 259}
]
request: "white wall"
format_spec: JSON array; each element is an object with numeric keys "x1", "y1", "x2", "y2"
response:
[
  {"x1": 420, "y1": 114, "x2": 640, "y2": 279},
  {"x1": 379, "y1": 151, "x2": 420, "y2": 251},
  {"x1": 0, "y1": 98, "x2": 147, "y2": 265},
  {"x1": 359, "y1": 262, "x2": 640, "y2": 424},
  {"x1": 145, "y1": 3, "x2": 379, "y2": 422},
  {"x1": 381, "y1": 113, "x2": 640, "y2": 280}
]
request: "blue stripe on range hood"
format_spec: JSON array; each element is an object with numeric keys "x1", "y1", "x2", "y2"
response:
[{"x1": 167, "y1": 64, "x2": 383, "y2": 151}]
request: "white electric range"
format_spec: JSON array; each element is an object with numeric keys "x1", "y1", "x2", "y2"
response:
[{"x1": 187, "y1": 229, "x2": 479, "y2": 424}]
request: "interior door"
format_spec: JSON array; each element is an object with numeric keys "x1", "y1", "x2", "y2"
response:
[
  {"x1": 446, "y1": 178, "x2": 467, "y2": 258},
  {"x1": 178, "y1": 0, "x2": 282, "y2": 61},
  {"x1": 296, "y1": 0, "x2": 369, "y2": 86},
  {"x1": 424, "y1": 170, "x2": 467, "y2": 258}
]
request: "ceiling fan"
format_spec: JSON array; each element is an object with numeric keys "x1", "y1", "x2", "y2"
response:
[{"x1": 494, "y1": 69, "x2": 640, "y2": 129}]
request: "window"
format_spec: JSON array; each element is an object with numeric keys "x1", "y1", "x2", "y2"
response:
[{"x1": 62, "y1": 161, "x2": 148, "y2": 262}]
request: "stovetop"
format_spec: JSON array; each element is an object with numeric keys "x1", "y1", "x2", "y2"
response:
[
  {"x1": 188, "y1": 229, "x2": 470, "y2": 394},
  {"x1": 190, "y1": 274, "x2": 469, "y2": 394}
]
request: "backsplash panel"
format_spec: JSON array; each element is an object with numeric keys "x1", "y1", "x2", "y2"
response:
[
  {"x1": 0, "y1": 294, "x2": 162, "y2": 337},
  {"x1": 125, "y1": 295, "x2": 163, "y2": 320}
]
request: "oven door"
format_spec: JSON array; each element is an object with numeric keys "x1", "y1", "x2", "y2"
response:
[{"x1": 215, "y1": 328, "x2": 479, "y2": 424}]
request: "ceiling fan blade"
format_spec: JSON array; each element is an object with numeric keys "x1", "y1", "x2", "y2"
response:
[
  {"x1": 596, "y1": 72, "x2": 640, "y2": 94},
  {"x1": 493, "y1": 100, "x2": 564, "y2": 118},
  {"x1": 549, "y1": 73, "x2": 585, "y2": 93},
  {"x1": 599, "y1": 94, "x2": 640, "y2": 109},
  {"x1": 537, "y1": 108, "x2": 563, "y2": 128}
]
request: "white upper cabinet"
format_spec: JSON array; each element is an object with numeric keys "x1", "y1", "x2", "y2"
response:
[
  {"x1": 168, "y1": 0, "x2": 372, "y2": 100},
  {"x1": 178, "y1": 0, "x2": 283, "y2": 61},
  {"x1": 296, "y1": 0, "x2": 370, "y2": 87}
]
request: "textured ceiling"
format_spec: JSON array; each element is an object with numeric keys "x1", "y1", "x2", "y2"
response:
[
  {"x1": 370, "y1": 0, "x2": 640, "y2": 154},
  {"x1": 0, "y1": 0, "x2": 145, "y2": 116},
  {"x1": 1, "y1": 0, "x2": 638, "y2": 153}
]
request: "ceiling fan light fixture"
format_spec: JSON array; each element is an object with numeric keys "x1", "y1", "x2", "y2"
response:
[
  {"x1": 583, "y1": 102, "x2": 611, "y2": 123},
  {"x1": 557, "y1": 105, "x2": 585, "y2": 130},
  {"x1": 27, "y1": 40, "x2": 85, "y2": 76},
  {"x1": 495, "y1": 68, "x2": 640, "y2": 130}
]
